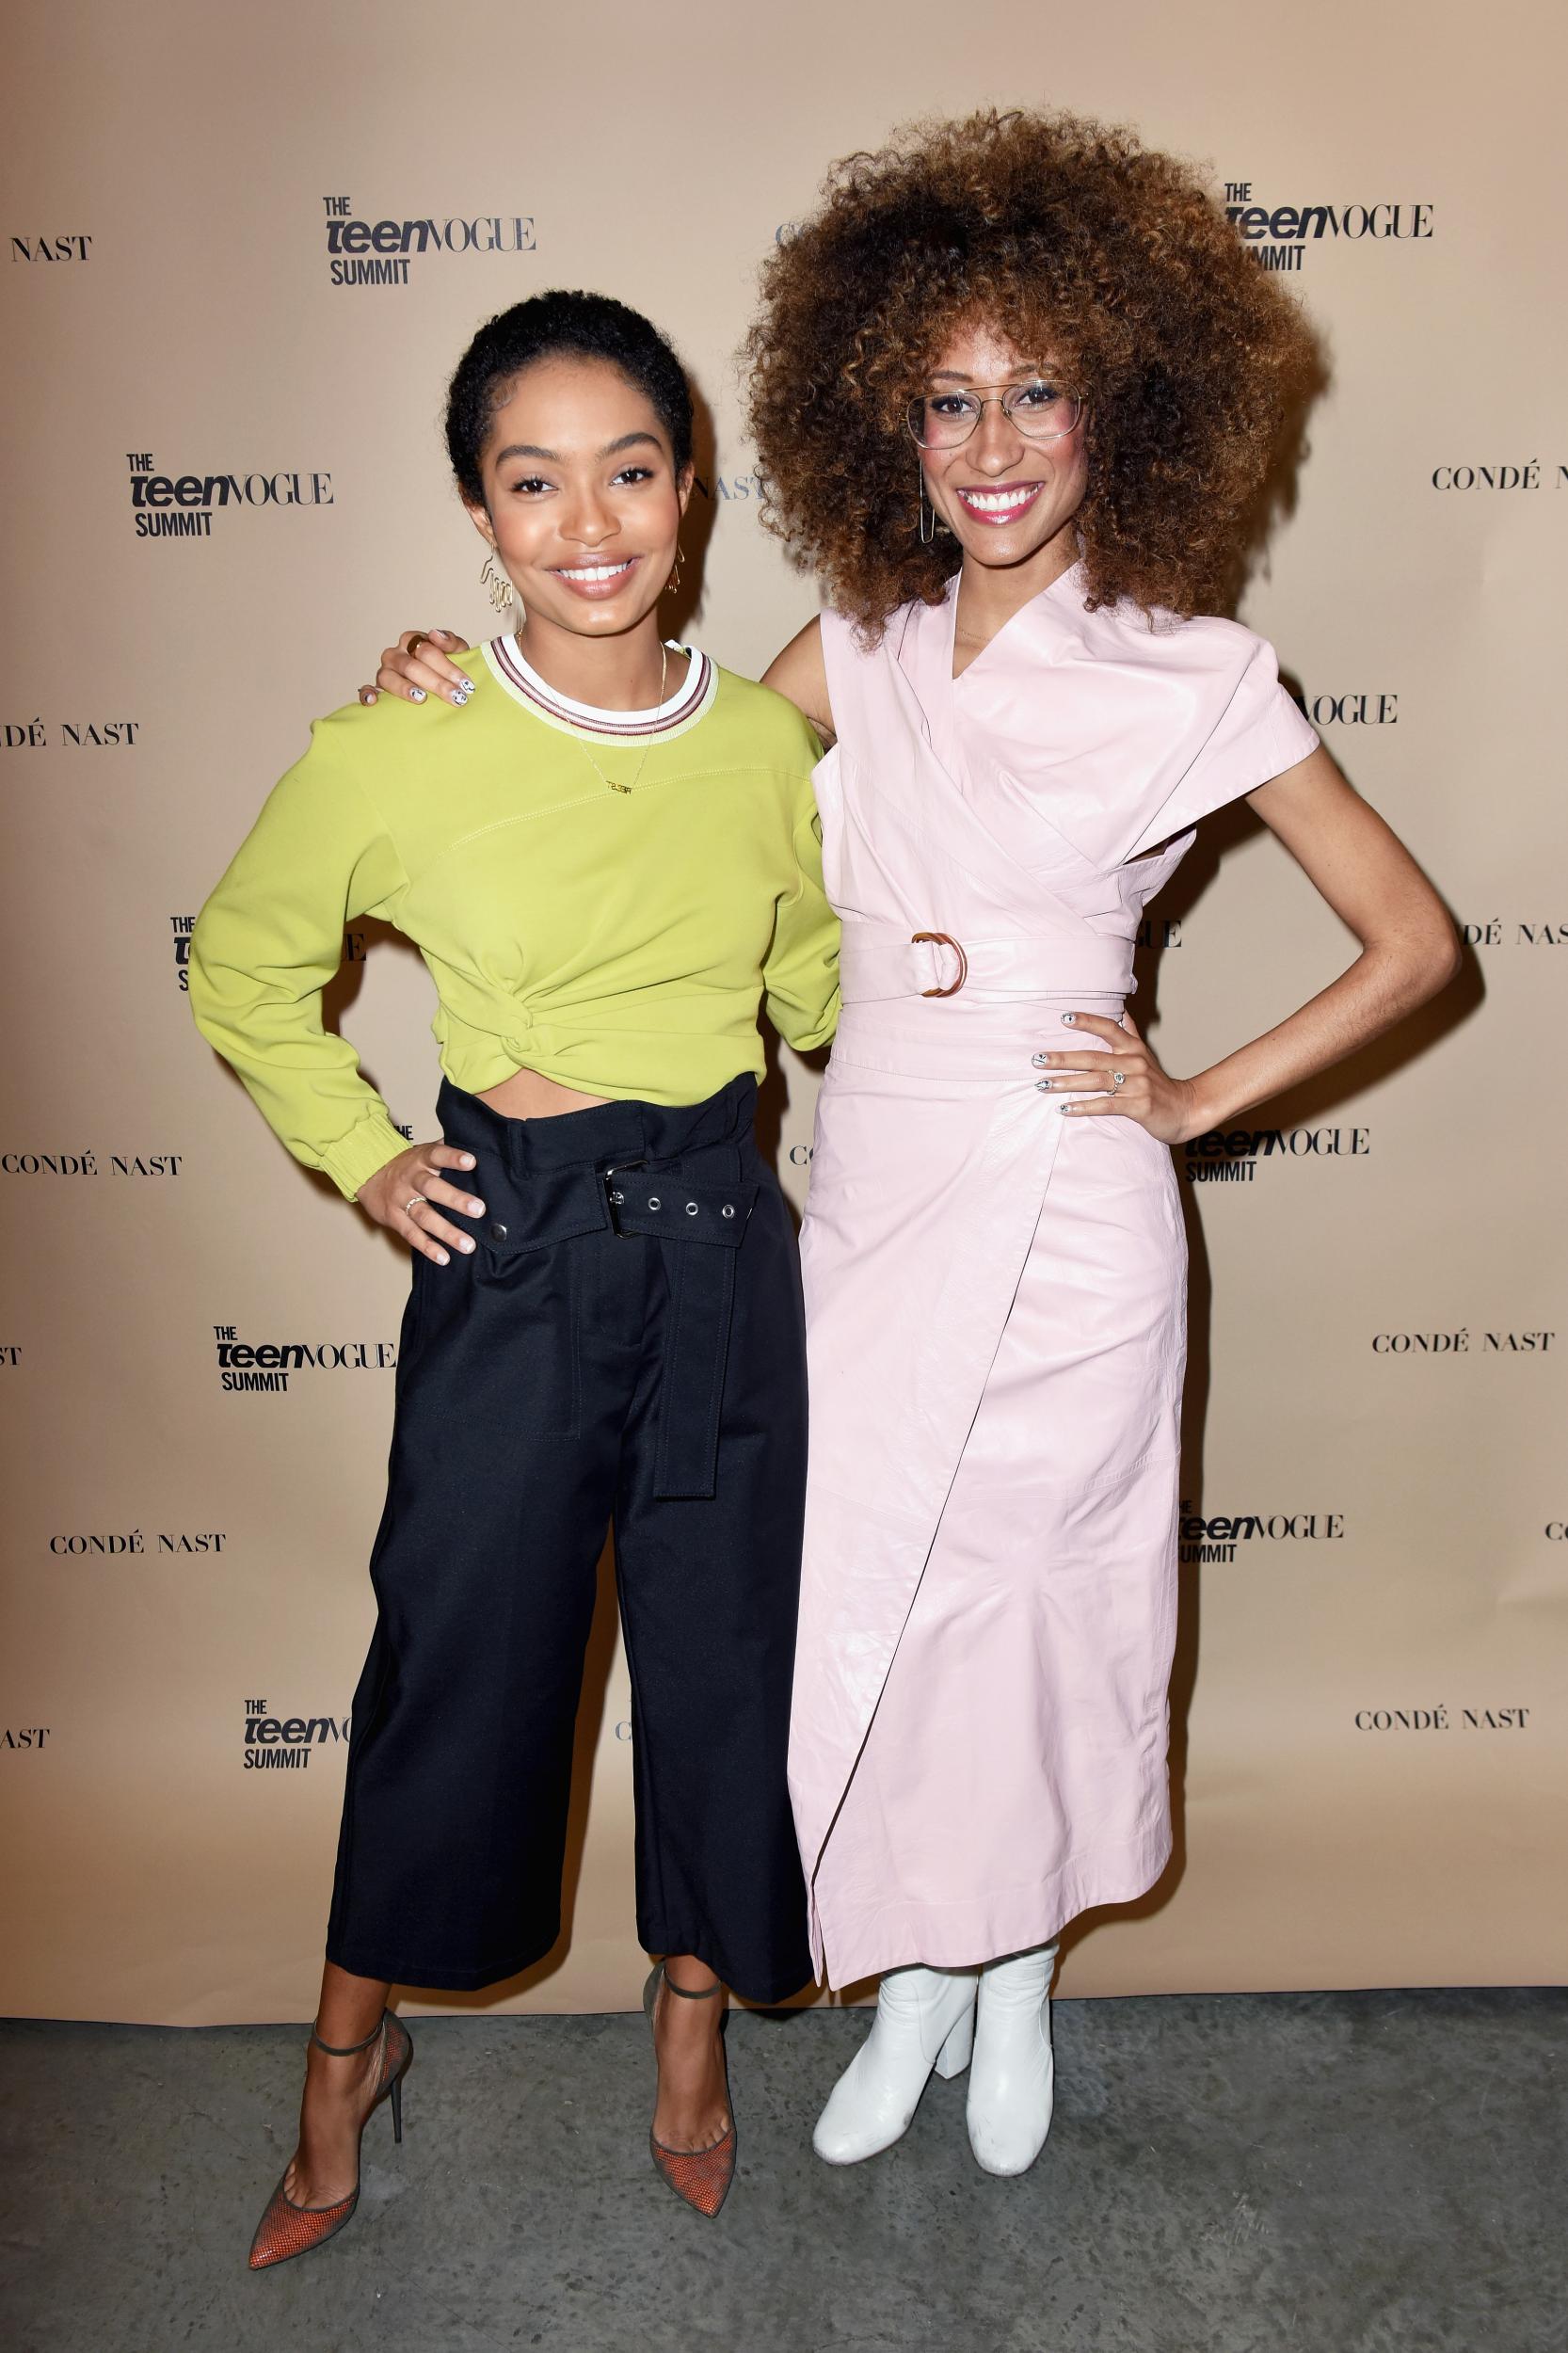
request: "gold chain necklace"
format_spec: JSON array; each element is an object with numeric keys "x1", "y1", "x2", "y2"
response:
[{"x1": 572, "y1": 642, "x2": 668, "y2": 797}]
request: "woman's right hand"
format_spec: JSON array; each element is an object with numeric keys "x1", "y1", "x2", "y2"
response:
[
  {"x1": 359, "y1": 629, "x2": 472, "y2": 709},
  {"x1": 357, "y1": 1140, "x2": 487, "y2": 1266}
]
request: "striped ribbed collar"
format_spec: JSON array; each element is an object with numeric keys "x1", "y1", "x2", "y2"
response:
[{"x1": 482, "y1": 633, "x2": 717, "y2": 745}]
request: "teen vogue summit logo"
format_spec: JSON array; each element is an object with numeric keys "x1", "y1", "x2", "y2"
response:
[
  {"x1": 171, "y1": 916, "x2": 386, "y2": 994},
  {"x1": 1184, "y1": 1123, "x2": 1370, "y2": 1185},
  {"x1": 128, "y1": 453, "x2": 332, "y2": 540},
  {"x1": 244, "y1": 1699, "x2": 348, "y2": 1770},
  {"x1": 1180, "y1": 1504, "x2": 1344, "y2": 1566},
  {"x1": 1223, "y1": 181, "x2": 1432, "y2": 273},
  {"x1": 214, "y1": 1324, "x2": 398, "y2": 1394},
  {"x1": 322, "y1": 196, "x2": 536, "y2": 288}
]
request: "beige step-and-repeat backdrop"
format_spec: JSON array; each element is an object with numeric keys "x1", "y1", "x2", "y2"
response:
[{"x1": 3, "y1": 0, "x2": 1563, "y2": 2023}]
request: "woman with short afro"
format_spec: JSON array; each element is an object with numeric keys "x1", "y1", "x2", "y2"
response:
[{"x1": 368, "y1": 106, "x2": 1457, "y2": 2184}]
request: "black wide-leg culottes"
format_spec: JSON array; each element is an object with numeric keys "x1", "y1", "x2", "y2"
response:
[{"x1": 325, "y1": 1075, "x2": 812, "y2": 2004}]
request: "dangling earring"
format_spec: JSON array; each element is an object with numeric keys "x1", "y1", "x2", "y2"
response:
[
  {"x1": 664, "y1": 541, "x2": 685, "y2": 599},
  {"x1": 481, "y1": 549, "x2": 513, "y2": 615},
  {"x1": 918, "y1": 468, "x2": 936, "y2": 546}
]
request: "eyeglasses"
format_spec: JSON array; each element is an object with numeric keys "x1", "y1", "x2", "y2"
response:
[{"x1": 905, "y1": 380, "x2": 1083, "y2": 451}]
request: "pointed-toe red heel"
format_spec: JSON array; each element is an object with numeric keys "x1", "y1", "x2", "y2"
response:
[
  {"x1": 248, "y1": 2010, "x2": 412, "y2": 2271},
  {"x1": 643, "y1": 1961, "x2": 736, "y2": 2217}
]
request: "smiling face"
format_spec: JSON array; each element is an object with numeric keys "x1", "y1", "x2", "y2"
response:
[
  {"x1": 467, "y1": 354, "x2": 692, "y2": 647},
  {"x1": 915, "y1": 318, "x2": 1088, "y2": 583}
]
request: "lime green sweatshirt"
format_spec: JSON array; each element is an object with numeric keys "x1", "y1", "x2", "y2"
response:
[{"x1": 190, "y1": 638, "x2": 840, "y2": 1199}]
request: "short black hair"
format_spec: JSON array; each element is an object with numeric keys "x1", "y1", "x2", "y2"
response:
[{"x1": 444, "y1": 290, "x2": 695, "y2": 505}]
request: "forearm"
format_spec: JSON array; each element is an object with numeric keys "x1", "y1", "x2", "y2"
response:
[
  {"x1": 188, "y1": 727, "x2": 410, "y2": 1199},
  {"x1": 1183, "y1": 923, "x2": 1457, "y2": 1137},
  {"x1": 189, "y1": 948, "x2": 408, "y2": 1199}
]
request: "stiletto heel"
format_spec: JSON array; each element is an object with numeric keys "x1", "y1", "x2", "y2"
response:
[
  {"x1": 248, "y1": 2009, "x2": 412, "y2": 2271},
  {"x1": 643, "y1": 1961, "x2": 737, "y2": 2217}
]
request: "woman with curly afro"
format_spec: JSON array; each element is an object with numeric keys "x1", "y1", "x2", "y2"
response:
[{"x1": 367, "y1": 107, "x2": 1456, "y2": 2184}]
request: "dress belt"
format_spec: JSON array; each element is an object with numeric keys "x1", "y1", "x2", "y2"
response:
[{"x1": 838, "y1": 925, "x2": 1135, "y2": 1003}]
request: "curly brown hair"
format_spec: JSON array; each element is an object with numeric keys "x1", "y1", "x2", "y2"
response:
[{"x1": 744, "y1": 107, "x2": 1321, "y2": 632}]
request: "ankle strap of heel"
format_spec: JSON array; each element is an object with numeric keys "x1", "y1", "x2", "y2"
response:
[
  {"x1": 659, "y1": 1963, "x2": 721, "y2": 2001},
  {"x1": 310, "y1": 2010, "x2": 387, "y2": 2057}
]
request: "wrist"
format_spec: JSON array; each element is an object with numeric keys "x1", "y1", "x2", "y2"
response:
[
  {"x1": 1176, "y1": 1070, "x2": 1227, "y2": 1144},
  {"x1": 321, "y1": 1113, "x2": 408, "y2": 1204}
]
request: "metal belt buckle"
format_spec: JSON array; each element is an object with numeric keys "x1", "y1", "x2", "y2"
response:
[
  {"x1": 912, "y1": 930, "x2": 968, "y2": 998},
  {"x1": 603, "y1": 1161, "x2": 647, "y2": 1237}
]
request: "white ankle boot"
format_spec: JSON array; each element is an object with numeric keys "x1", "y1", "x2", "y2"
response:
[
  {"x1": 966, "y1": 1942, "x2": 1059, "y2": 2176},
  {"x1": 812, "y1": 1964, "x2": 979, "y2": 2165}
]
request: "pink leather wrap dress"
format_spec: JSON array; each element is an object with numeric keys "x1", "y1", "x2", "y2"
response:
[{"x1": 790, "y1": 567, "x2": 1319, "y2": 1987}]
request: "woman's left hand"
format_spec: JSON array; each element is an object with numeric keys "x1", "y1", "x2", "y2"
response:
[{"x1": 1041, "y1": 1010, "x2": 1201, "y2": 1144}]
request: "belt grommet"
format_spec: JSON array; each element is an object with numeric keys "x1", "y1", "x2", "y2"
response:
[
  {"x1": 721, "y1": 1205, "x2": 735, "y2": 1219},
  {"x1": 685, "y1": 1201, "x2": 699, "y2": 1217},
  {"x1": 647, "y1": 1195, "x2": 661, "y2": 1211}
]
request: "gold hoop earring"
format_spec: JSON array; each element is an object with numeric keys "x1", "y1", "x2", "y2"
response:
[
  {"x1": 664, "y1": 542, "x2": 685, "y2": 598},
  {"x1": 918, "y1": 470, "x2": 936, "y2": 546},
  {"x1": 481, "y1": 549, "x2": 513, "y2": 615}
]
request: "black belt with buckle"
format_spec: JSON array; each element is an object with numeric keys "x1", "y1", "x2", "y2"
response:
[
  {"x1": 603, "y1": 1160, "x2": 758, "y2": 1498},
  {"x1": 604, "y1": 1163, "x2": 755, "y2": 1241}
]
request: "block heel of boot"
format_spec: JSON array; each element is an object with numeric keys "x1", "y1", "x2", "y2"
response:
[{"x1": 934, "y1": 2003, "x2": 975, "y2": 2079}]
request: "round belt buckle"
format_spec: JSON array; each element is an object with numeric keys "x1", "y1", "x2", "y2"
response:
[{"x1": 911, "y1": 930, "x2": 968, "y2": 999}]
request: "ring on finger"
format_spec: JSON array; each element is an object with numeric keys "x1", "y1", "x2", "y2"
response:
[
  {"x1": 406, "y1": 632, "x2": 428, "y2": 659},
  {"x1": 1111, "y1": 1069, "x2": 1127, "y2": 1089},
  {"x1": 404, "y1": 1193, "x2": 427, "y2": 1215}
]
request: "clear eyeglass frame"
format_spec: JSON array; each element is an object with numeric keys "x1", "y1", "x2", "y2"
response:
[{"x1": 905, "y1": 381, "x2": 1084, "y2": 451}]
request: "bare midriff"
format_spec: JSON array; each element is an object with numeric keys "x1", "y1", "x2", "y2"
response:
[{"x1": 478, "y1": 1065, "x2": 611, "y2": 1121}]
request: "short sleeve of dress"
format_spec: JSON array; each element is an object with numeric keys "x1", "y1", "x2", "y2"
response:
[{"x1": 1125, "y1": 629, "x2": 1320, "y2": 859}]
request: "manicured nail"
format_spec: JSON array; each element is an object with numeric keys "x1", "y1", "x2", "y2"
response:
[
  {"x1": 1060, "y1": 1101, "x2": 1076, "y2": 1113},
  {"x1": 468, "y1": 1199, "x2": 484, "y2": 1216},
  {"x1": 1036, "y1": 1079, "x2": 1052, "y2": 1091},
  {"x1": 459, "y1": 1154, "x2": 475, "y2": 1167},
  {"x1": 451, "y1": 691, "x2": 467, "y2": 706},
  {"x1": 459, "y1": 1238, "x2": 475, "y2": 1253},
  {"x1": 410, "y1": 687, "x2": 426, "y2": 703},
  {"x1": 435, "y1": 1250, "x2": 450, "y2": 1265},
  {"x1": 360, "y1": 690, "x2": 375, "y2": 706},
  {"x1": 1063, "y1": 1012, "x2": 1077, "y2": 1025}
]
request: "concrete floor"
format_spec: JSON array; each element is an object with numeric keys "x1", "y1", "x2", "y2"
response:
[{"x1": 1, "y1": 1989, "x2": 1562, "y2": 2353}]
